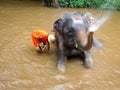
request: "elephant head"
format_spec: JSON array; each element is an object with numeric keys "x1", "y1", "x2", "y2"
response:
[
  {"x1": 61, "y1": 17, "x2": 94, "y2": 52},
  {"x1": 74, "y1": 24, "x2": 94, "y2": 51}
]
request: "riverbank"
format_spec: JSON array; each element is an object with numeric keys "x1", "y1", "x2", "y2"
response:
[{"x1": 41, "y1": 0, "x2": 120, "y2": 11}]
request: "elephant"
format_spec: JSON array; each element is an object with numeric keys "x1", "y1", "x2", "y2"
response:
[{"x1": 53, "y1": 12, "x2": 102, "y2": 72}]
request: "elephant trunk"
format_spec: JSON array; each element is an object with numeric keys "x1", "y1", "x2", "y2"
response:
[
  {"x1": 83, "y1": 32, "x2": 94, "y2": 50},
  {"x1": 77, "y1": 31, "x2": 94, "y2": 51}
]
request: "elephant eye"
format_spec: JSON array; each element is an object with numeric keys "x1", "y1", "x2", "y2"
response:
[
  {"x1": 63, "y1": 27, "x2": 69, "y2": 34},
  {"x1": 68, "y1": 27, "x2": 75, "y2": 36}
]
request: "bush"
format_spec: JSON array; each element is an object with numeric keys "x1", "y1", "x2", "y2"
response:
[{"x1": 58, "y1": 0, "x2": 120, "y2": 11}]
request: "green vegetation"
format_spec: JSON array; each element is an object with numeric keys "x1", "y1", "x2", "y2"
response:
[{"x1": 58, "y1": 0, "x2": 120, "y2": 11}]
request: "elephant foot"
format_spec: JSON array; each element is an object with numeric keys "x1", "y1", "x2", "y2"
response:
[
  {"x1": 93, "y1": 36, "x2": 103, "y2": 48},
  {"x1": 84, "y1": 51, "x2": 93, "y2": 68},
  {"x1": 93, "y1": 40, "x2": 103, "y2": 48},
  {"x1": 84, "y1": 56, "x2": 93, "y2": 68},
  {"x1": 57, "y1": 64, "x2": 66, "y2": 72}
]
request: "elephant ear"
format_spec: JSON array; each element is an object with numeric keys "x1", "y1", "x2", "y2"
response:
[{"x1": 53, "y1": 18, "x2": 64, "y2": 35}]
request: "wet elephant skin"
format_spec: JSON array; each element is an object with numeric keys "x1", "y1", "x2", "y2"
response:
[{"x1": 53, "y1": 12, "x2": 94, "y2": 72}]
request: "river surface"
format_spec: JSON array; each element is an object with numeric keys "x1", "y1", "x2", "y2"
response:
[{"x1": 0, "y1": 0, "x2": 120, "y2": 90}]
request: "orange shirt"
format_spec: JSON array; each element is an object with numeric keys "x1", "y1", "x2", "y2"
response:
[{"x1": 31, "y1": 30, "x2": 49, "y2": 47}]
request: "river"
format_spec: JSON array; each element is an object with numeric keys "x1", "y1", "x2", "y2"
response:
[{"x1": 0, "y1": 0, "x2": 120, "y2": 90}]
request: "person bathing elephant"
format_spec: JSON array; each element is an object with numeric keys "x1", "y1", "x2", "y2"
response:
[
  {"x1": 53, "y1": 12, "x2": 102, "y2": 72},
  {"x1": 31, "y1": 30, "x2": 55, "y2": 52}
]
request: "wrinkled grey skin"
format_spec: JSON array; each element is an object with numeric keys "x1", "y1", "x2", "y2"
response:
[{"x1": 53, "y1": 12, "x2": 102, "y2": 72}]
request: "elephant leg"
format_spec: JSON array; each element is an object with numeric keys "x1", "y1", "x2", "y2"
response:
[
  {"x1": 57, "y1": 55, "x2": 67, "y2": 72},
  {"x1": 57, "y1": 35, "x2": 66, "y2": 72},
  {"x1": 93, "y1": 36, "x2": 103, "y2": 48},
  {"x1": 84, "y1": 51, "x2": 93, "y2": 68}
]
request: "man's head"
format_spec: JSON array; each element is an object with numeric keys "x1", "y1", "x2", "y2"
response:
[{"x1": 48, "y1": 35, "x2": 55, "y2": 44}]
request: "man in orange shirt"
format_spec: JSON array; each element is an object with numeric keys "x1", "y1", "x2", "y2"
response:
[{"x1": 31, "y1": 30, "x2": 55, "y2": 52}]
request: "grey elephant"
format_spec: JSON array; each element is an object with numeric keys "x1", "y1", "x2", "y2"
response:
[{"x1": 53, "y1": 12, "x2": 102, "y2": 72}]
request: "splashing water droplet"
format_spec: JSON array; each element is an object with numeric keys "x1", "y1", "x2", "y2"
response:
[{"x1": 89, "y1": 12, "x2": 112, "y2": 32}]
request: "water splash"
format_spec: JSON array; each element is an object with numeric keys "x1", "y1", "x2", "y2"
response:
[
  {"x1": 85, "y1": 0, "x2": 113, "y2": 32},
  {"x1": 100, "y1": 0, "x2": 117, "y2": 11},
  {"x1": 89, "y1": 11, "x2": 112, "y2": 32}
]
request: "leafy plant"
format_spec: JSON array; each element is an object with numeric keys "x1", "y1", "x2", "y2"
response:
[{"x1": 57, "y1": 0, "x2": 120, "y2": 10}]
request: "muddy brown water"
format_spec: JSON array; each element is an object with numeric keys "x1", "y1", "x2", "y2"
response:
[{"x1": 0, "y1": 0, "x2": 120, "y2": 90}]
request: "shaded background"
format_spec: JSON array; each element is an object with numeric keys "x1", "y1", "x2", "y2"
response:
[{"x1": 0, "y1": 0, "x2": 120, "y2": 90}]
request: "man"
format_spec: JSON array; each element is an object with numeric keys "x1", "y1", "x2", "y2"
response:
[{"x1": 31, "y1": 30, "x2": 55, "y2": 52}]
